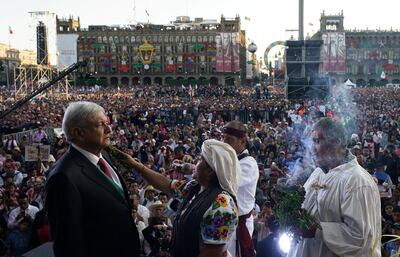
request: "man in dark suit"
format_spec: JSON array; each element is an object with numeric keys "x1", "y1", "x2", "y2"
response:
[{"x1": 46, "y1": 101, "x2": 140, "y2": 257}]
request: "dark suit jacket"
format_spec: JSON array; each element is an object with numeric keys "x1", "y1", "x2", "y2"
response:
[{"x1": 45, "y1": 146, "x2": 140, "y2": 257}]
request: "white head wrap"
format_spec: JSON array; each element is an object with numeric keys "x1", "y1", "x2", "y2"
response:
[{"x1": 201, "y1": 139, "x2": 239, "y2": 197}]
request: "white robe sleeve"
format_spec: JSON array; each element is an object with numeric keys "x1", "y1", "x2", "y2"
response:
[{"x1": 318, "y1": 185, "x2": 380, "y2": 257}]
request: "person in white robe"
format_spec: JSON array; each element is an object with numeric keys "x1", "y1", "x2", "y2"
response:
[
  {"x1": 288, "y1": 118, "x2": 381, "y2": 257},
  {"x1": 223, "y1": 121, "x2": 259, "y2": 257}
]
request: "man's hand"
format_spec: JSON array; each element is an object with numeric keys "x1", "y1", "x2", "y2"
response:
[{"x1": 293, "y1": 223, "x2": 318, "y2": 238}]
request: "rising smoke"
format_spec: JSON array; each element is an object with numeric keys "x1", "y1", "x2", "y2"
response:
[{"x1": 278, "y1": 82, "x2": 358, "y2": 188}]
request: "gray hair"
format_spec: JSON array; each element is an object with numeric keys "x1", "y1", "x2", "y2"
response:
[
  {"x1": 312, "y1": 118, "x2": 348, "y2": 149},
  {"x1": 62, "y1": 101, "x2": 105, "y2": 142}
]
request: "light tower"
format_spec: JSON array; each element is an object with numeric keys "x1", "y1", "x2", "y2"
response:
[{"x1": 13, "y1": 11, "x2": 58, "y2": 99}]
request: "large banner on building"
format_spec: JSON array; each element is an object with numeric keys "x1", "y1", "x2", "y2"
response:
[
  {"x1": 216, "y1": 34, "x2": 224, "y2": 72},
  {"x1": 223, "y1": 33, "x2": 232, "y2": 72},
  {"x1": 320, "y1": 32, "x2": 346, "y2": 74},
  {"x1": 216, "y1": 33, "x2": 240, "y2": 73},
  {"x1": 232, "y1": 33, "x2": 240, "y2": 72},
  {"x1": 57, "y1": 34, "x2": 79, "y2": 70}
]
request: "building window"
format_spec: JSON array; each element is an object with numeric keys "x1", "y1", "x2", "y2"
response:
[
  {"x1": 187, "y1": 36, "x2": 191, "y2": 43},
  {"x1": 169, "y1": 36, "x2": 174, "y2": 43},
  {"x1": 164, "y1": 36, "x2": 169, "y2": 43},
  {"x1": 203, "y1": 36, "x2": 208, "y2": 42},
  {"x1": 137, "y1": 36, "x2": 141, "y2": 43},
  {"x1": 109, "y1": 36, "x2": 114, "y2": 43},
  {"x1": 192, "y1": 36, "x2": 196, "y2": 42},
  {"x1": 153, "y1": 35, "x2": 158, "y2": 43},
  {"x1": 103, "y1": 36, "x2": 107, "y2": 43},
  {"x1": 114, "y1": 36, "x2": 119, "y2": 43},
  {"x1": 198, "y1": 36, "x2": 202, "y2": 42},
  {"x1": 131, "y1": 36, "x2": 135, "y2": 43}
]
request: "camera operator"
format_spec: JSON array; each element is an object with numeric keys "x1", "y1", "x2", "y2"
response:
[{"x1": 142, "y1": 217, "x2": 171, "y2": 257}]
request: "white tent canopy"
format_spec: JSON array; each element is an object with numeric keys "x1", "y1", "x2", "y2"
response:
[{"x1": 344, "y1": 79, "x2": 356, "y2": 87}]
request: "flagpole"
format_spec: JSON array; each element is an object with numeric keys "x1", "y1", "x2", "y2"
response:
[{"x1": 8, "y1": 26, "x2": 12, "y2": 49}]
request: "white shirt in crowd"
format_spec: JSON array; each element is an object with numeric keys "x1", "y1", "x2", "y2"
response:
[
  {"x1": 288, "y1": 157, "x2": 381, "y2": 257},
  {"x1": 137, "y1": 204, "x2": 150, "y2": 226},
  {"x1": 227, "y1": 149, "x2": 259, "y2": 257},
  {"x1": 8, "y1": 205, "x2": 39, "y2": 229}
]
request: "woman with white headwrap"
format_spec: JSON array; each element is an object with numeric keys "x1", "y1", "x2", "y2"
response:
[{"x1": 116, "y1": 139, "x2": 240, "y2": 257}]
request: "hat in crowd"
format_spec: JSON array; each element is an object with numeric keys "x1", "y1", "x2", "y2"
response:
[
  {"x1": 13, "y1": 146, "x2": 21, "y2": 153},
  {"x1": 201, "y1": 139, "x2": 239, "y2": 197},
  {"x1": 144, "y1": 185, "x2": 156, "y2": 194},
  {"x1": 353, "y1": 145, "x2": 361, "y2": 150},
  {"x1": 48, "y1": 154, "x2": 56, "y2": 163},
  {"x1": 149, "y1": 200, "x2": 165, "y2": 212}
]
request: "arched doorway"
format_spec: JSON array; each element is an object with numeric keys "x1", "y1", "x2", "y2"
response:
[
  {"x1": 99, "y1": 77, "x2": 108, "y2": 86},
  {"x1": 176, "y1": 76, "x2": 185, "y2": 86},
  {"x1": 143, "y1": 77, "x2": 152, "y2": 85},
  {"x1": 132, "y1": 77, "x2": 140, "y2": 85},
  {"x1": 356, "y1": 79, "x2": 366, "y2": 87},
  {"x1": 392, "y1": 79, "x2": 400, "y2": 84},
  {"x1": 368, "y1": 79, "x2": 376, "y2": 87},
  {"x1": 188, "y1": 77, "x2": 196, "y2": 86},
  {"x1": 165, "y1": 77, "x2": 175, "y2": 86},
  {"x1": 225, "y1": 77, "x2": 235, "y2": 86},
  {"x1": 121, "y1": 77, "x2": 129, "y2": 86},
  {"x1": 198, "y1": 77, "x2": 207, "y2": 85},
  {"x1": 154, "y1": 77, "x2": 163, "y2": 85},
  {"x1": 110, "y1": 77, "x2": 118, "y2": 87},
  {"x1": 210, "y1": 77, "x2": 218, "y2": 86}
]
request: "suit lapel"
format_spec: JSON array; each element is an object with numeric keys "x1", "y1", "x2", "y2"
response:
[{"x1": 69, "y1": 147, "x2": 129, "y2": 206}]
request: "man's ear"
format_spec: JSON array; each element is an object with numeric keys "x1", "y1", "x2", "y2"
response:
[{"x1": 71, "y1": 127, "x2": 84, "y2": 141}]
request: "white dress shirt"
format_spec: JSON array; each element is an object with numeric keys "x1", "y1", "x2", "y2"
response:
[{"x1": 8, "y1": 205, "x2": 39, "y2": 229}]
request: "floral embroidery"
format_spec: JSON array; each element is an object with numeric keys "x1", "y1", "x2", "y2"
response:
[
  {"x1": 216, "y1": 226, "x2": 230, "y2": 241},
  {"x1": 171, "y1": 179, "x2": 197, "y2": 198},
  {"x1": 201, "y1": 191, "x2": 238, "y2": 244},
  {"x1": 215, "y1": 194, "x2": 229, "y2": 207},
  {"x1": 171, "y1": 180, "x2": 238, "y2": 244}
]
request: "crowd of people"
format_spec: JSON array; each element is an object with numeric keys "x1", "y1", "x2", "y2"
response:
[{"x1": 0, "y1": 83, "x2": 399, "y2": 257}]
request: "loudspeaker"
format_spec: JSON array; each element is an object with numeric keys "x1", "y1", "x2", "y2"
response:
[{"x1": 286, "y1": 40, "x2": 328, "y2": 99}]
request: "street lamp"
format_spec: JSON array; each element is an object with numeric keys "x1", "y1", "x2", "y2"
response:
[{"x1": 248, "y1": 42, "x2": 257, "y2": 85}]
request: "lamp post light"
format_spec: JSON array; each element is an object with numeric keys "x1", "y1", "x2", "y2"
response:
[{"x1": 248, "y1": 42, "x2": 257, "y2": 86}]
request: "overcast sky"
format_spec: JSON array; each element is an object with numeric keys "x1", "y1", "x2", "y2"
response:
[{"x1": 1, "y1": 0, "x2": 399, "y2": 58}]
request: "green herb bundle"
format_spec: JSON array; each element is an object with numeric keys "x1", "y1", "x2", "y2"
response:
[{"x1": 274, "y1": 184, "x2": 318, "y2": 233}]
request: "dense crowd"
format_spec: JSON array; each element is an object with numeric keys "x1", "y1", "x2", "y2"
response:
[{"x1": 0, "y1": 83, "x2": 399, "y2": 256}]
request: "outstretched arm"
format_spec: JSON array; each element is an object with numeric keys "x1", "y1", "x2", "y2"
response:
[{"x1": 114, "y1": 148, "x2": 172, "y2": 194}]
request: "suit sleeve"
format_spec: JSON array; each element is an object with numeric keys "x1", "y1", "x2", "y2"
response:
[{"x1": 46, "y1": 173, "x2": 86, "y2": 257}]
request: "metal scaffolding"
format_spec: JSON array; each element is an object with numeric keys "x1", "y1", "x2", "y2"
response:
[{"x1": 13, "y1": 65, "x2": 54, "y2": 99}]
